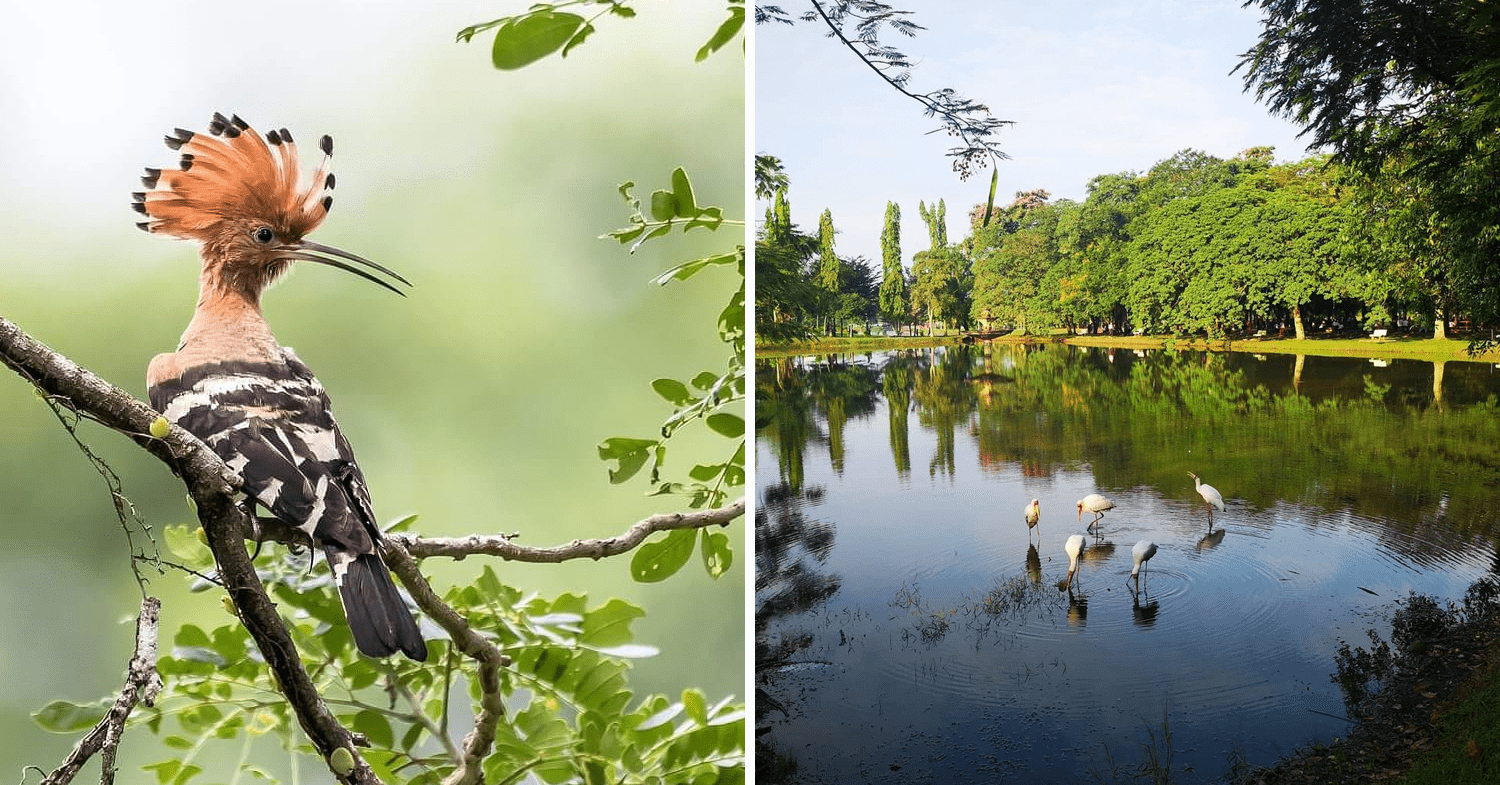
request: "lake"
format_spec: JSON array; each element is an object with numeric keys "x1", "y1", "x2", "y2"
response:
[{"x1": 755, "y1": 343, "x2": 1500, "y2": 783}]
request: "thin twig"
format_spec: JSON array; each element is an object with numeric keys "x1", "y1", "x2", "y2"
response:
[{"x1": 39, "y1": 596, "x2": 163, "y2": 785}]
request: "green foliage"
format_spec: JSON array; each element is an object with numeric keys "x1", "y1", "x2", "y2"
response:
[
  {"x1": 460, "y1": 0, "x2": 745, "y2": 69},
  {"x1": 816, "y1": 209, "x2": 839, "y2": 293},
  {"x1": 599, "y1": 166, "x2": 745, "y2": 586},
  {"x1": 26, "y1": 12, "x2": 748, "y2": 784},
  {"x1": 1239, "y1": 0, "x2": 1500, "y2": 330},
  {"x1": 106, "y1": 550, "x2": 742, "y2": 784},
  {"x1": 878, "y1": 201, "x2": 907, "y2": 329}
]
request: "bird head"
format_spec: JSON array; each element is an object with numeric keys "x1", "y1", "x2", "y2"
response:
[
  {"x1": 1187, "y1": 471, "x2": 1198, "y2": 480},
  {"x1": 134, "y1": 112, "x2": 408, "y2": 299}
]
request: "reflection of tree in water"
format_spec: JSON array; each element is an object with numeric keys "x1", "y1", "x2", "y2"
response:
[
  {"x1": 914, "y1": 346, "x2": 976, "y2": 479},
  {"x1": 756, "y1": 355, "x2": 881, "y2": 490},
  {"x1": 770, "y1": 345, "x2": 1500, "y2": 575},
  {"x1": 757, "y1": 357, "x2": 811, "y2": 493},
  {"x1": 755, "y1": 481, "x2": 840, "y2": 737},
  {"x1": 883, "y1": 354, "x2": 916, "y2": 477}
]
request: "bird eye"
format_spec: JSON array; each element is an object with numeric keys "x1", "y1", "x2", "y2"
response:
[{"x1": 252, "y1": 227, "x2": 275, "y2": 245}]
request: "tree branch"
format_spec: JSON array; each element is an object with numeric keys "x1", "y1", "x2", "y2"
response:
[
  {"x1": 39, "y1": 596, "x2": 163, "y2": 785},
  {"x1": 2, "y1": 313, "x2": 746, "y2": 784},
  {"x1": 0, "y1": 315, "x2": 381, "y2": 785},
  {"x1": 393, "y1": 498, "x2": 746, "y2": 561},
  {"x1": 380, "y1": 542, "x2": 507, "y2": 785}
]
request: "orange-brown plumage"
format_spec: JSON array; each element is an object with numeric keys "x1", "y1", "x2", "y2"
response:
[
  {"x1": 139, "y1": 113, "x2": 426, "y2": 661},
  {"x1": 137, "y1": 112, "x2": 332, "y2": 248},
  {"x1": 134, "y1": 112, "x2": 405, "y2": 312}
]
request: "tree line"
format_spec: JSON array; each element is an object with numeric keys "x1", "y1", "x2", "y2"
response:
[
  {"x1": 757, "y1": 144, "x2": 1481, "y2": 342},
  {"x1": 758, "y1": 0, "x2": 1500, "y2": 345}
]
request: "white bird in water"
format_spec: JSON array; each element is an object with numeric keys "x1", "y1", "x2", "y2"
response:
[
  {"x1": 1060, "y1": 534, "x2": 1087, "y2": 593},
  {"x1": 1130, "y1": 540, "x2": 1158, "y2": 594},
  {"x1": 1076, "y1": 494, "x2": 1116, "y2": 530},
  {"x1": 1188, "y1": 472, "x2": 1225, "y2": 527},
  {"x1": 1024, "y1": 499, "x2": 1041, "y2": 540}
]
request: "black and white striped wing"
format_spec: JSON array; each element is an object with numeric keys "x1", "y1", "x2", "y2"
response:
[
  {"x1": 148, "y1": 351, "x2": 426, "y2": 660},
  {"x1": 148, "y1": 354, "x2": 376, "y2": 555}
]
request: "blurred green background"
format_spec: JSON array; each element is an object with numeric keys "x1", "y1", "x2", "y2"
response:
[{"x1": 0, "y1": 0, "x2": 743, "y2": 778}]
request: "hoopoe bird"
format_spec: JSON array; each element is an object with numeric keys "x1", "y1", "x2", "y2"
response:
[{"x1": 137, "y1": 112, "x2": 426, "y2": 660}]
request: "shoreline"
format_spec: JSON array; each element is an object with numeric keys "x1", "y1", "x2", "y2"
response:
[{"x1": 757, "y1": 332, "x2": 1500, "y2": 364}]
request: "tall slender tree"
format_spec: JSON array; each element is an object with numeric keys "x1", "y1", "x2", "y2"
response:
[
  {"x1": 817, "y1": 209, "x2": 840, "y2": 291},
  {"x1": 879, "y1": 201, "x2": 908, "y2": 334},
  {"x1": 918, "y1": 199, "x2": 948, "y2": 249}
]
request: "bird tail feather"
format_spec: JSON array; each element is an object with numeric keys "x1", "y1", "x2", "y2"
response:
[{"x1": 330, "y1": 550, "x2": 427, "y2": 661}]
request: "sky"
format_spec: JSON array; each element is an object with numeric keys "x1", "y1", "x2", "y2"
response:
[{"x1": 755, "y1": 0, "x2": 1325, "y2": 268}]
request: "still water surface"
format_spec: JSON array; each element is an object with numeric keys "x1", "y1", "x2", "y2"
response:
[{"x1": 756, "y1": 344, "x2": 1500, "y2": 783}]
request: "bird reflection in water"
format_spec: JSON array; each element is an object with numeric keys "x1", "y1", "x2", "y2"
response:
[
  {"x1": 1025, "y1": 543, "x2": 1042, "y2": 585},
  {"x1": 1082, "y1": 539, "x2": 1117, "y2": 561},
  {"x1": 1196, "y1": 528, "x2": 1226, "y2": 552},
  {"x1": 1132, "y1": 595, "x2": 1159, "y2": 627},
  {"x1": 1067, "y1": 593, "x2": 1089, "y2": 627}
]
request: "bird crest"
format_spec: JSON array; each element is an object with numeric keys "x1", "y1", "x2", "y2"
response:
[
  {"x1": 134, "y1": 112, "x2": 335, "y2": 243},
  {"x1": 133, "y1": 112, "x2": 407, "y2": 298}
]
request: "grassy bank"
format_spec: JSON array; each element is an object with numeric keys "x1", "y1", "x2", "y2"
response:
[
  {"x1": 757, "y1": 332, "x2": 1500, "y2": 364},
  {"x1": 1242, "y1": 581, "x2": 1500, "y2": 785}
]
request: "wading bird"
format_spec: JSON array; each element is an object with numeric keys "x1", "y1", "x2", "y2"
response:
[
  {"x1": 138, "y1": 113, "x2": 426, "y2": 660},
  {"x1": 1076, "y1": 493, "x2": 1116, "y2": 530},
  {"x1": 1060, "y1": 534, "x2": 1087, "y2": 593},
  {"x1": 1130, "y1": 540, "x2": 1158, "y2": 594},
  {"x1": 1188, "y1": 471, "x2": 1225, "y2": 528},
  {"x1": 1024, "y1": 498, "x2": 1041, "y2": 540}
]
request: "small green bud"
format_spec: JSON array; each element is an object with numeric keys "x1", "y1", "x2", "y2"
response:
[
  {"x1": 149, "y1": 415, "x2": 171, "y2": 438},
  {"x1": 221, "y1": 595, "x2": 237, "y2": 617},
  {"x1": 329, "y1": 747, "x2": 356, "y2": 776}
]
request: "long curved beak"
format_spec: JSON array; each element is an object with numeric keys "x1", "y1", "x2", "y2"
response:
[{"x1": 276, "y1": 239, "x2": 411, "y2": 296}]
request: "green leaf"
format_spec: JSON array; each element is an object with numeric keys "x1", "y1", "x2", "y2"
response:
[
  {"x1": 384, "y1": 514, "x2": 420, "y2": 533},
  {"x1": 32, "y1": 699, "x2": 106, "y2": 733},
  {"x1": 560, "y1": 22, "x2": 596, "y2": 57},
  {"x1": 581, "y1": 598, "x2": 646, "y2": 647},
  {"x1": 695, "y1": 6, "x2": 745, "y2": 62},
  {"x1": 163, "y1": 524, "x2": 213, "y2": 569},
  {"x1": 701, "y1": 529, "x2": 732, "y2": 579},
  {"x1": 650, "y1": 251, "x2": 739, "y2": 285},
  {"x1": 630, "y1": 529, "x2": 696, "y2": 582},
  {"x1": 598, "y1": 437, "x2": 658, "y2": 484},
  {"x1": 705, "y1": 413, "x2": 744, "y2": 438},
  {"x1": 592, "y1": 643, "x2": 659, "y2": 658},
  {"x1": 490, "y1": 11, "x2": 586, "y2": 70},
  {"x1": 636, "y1": 702, "x2": 682, "y2": 731},
  {"x1": 649, "y1": 190, "x2": 676, "y2": 222},
  {"x1": 353, "y1": 709, "x2": 395, "y2": 749},
  {"x1": 690, "y1": 372, "x2": 719, "y2": 391},
  {"x1": 456, "y1": 17, "x2": 507, "y2": 43},
  {"x1": 688, "y1": 463, "x2": 722, "y2": 481},
  {"x1": 651, "y1": 378, "x2": 695, "y2": 406},
  {"x1": 670, "y1": 167, "x2": 697, "y2": 217},
  {"x1": 682, "y1": 689, "x2": 708, "y2": 725}
]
